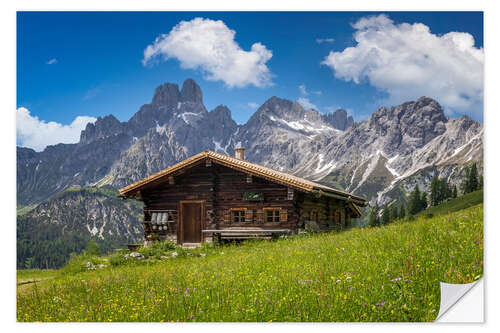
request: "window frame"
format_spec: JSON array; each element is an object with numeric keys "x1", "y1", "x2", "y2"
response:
[
  {"x1": 230, "y1": 208, "x2": 247, "y2": 223},
  {"x1": 264, "y1": 208, "x2": 281, "y2": 223}
]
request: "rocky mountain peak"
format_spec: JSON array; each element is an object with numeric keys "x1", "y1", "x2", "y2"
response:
[
  {"x1": 322, "y1": 109, "x2": 354, "y2": 131},
  {"x1": 209, "y1": 105, "x2": 233, "y2": 121},
  {"x1": 79, "y1": 114, "x2": 124, "y2": 145},
  {"x1": 366, "y1": 97, "x2": 448, "y2": 151},
  {"x1": 397, "y1": 97, "x2": 447, "y2": 140},
  {"x1": 151, "y1": 82, "x2": 180, "y2": 109},
  {"x1": 180, "y1": 78, "x2": 203, "y2": 104},
  {"x1": 259, "y1": 97, "x2": 308, "y2": 119},
  {"x1": 261, "y1": 96, "x2": 294, "y2": 111}
]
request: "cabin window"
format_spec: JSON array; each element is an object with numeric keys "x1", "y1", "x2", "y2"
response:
[
  {"x1": 232, "y1": 210, "x2": 246, "y2": 223},
  {"x1": 265, "y1": 209, "x2": 280, "y2": 223}
]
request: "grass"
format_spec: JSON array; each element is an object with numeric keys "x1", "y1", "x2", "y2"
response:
[
  {"x1": 17, "y1": 204, "x2": 483, "y2": 322},
  {"x1": 16, "y1": 204, "x2": 37, "y2": 216},
  {"x1": 417, "y1": 189, "x2": 483, "y2": 218}
]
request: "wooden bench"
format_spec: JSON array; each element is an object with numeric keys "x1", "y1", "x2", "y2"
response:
[
  {"x1": 127, "y1": 244, "x2": 142, "y2": 251},
  {"x1": 202, "y1": 229, "x2": 291, "y2": 243}
]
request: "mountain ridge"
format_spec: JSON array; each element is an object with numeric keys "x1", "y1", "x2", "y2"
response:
[
  {"x1": 17, "y1": 79, "x2": 483, "y2": 250},
  {"x1": 17, "y1": 78, "x2": 482, "y2": 206}
]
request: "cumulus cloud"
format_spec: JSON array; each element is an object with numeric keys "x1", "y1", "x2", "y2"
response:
[
  {"x1": 142, "y1": 17, "x2": 274, "y2": 88},
  {"x1": 16, "y1": 107, "x2": 96, "y2": 152},
  {"x1": 297, "y1": 97, "x2": 318, "y2": 110},
  {"x1": 46, "y1": 58, "x2": 57, "y2": 65},
  {"x1": 248, "y1": 102, "x2": 260, "y2": 109},
  {"x1": 298, "y1": 84, "x2": 308, "y2": 96},
  {"x1": 316, "y1": 38, "x2": 335, "y2": 44},
  {"x1": 321, "y1": 14, "x2": 484, "y2": 117}
]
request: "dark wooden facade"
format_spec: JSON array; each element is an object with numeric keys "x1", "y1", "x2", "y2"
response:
[{"x1": 131, "y1": 158, "x2": 364, "y2": 245}]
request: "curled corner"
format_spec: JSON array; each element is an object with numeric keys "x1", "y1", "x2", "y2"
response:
[{"x1": 435, "y1": 278, "x2": 483, "y2": 322}]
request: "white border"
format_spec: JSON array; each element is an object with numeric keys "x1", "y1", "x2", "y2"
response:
[{"x1": 3, "y1": 1, "x2": 498, "y2": 332}]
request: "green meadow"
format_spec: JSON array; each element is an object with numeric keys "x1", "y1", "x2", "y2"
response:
[{"x1": 17, "y1": 202, "x2": 483, "y2": 322}]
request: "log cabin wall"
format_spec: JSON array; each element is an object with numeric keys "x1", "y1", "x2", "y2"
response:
[
  {"x1": 296, "y1": 192, "x2": 352, "y2": 231},
  {"x1": 213, "y1": 164, "x2": 299, "y2": 231},
  {"x1": 141, "y1": 161, "x2": 213, "y2": 242},
  {"x1": 139, "y1": 161, "x2": 300, "y2": 243}
]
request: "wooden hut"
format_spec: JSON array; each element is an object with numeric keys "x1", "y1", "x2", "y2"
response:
[{"x1": 119, "y1": 149, "x2": 367, "y2": 245}]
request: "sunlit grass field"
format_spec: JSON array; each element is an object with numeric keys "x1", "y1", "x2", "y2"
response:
[{"x1": 17, "y1": 204, "x2": 483, "y2": 322}]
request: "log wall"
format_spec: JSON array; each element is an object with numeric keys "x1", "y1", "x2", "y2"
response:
[
  {"x1": 139, "y1": 160, "x2": 354, "y2": 243},
  {"x1": 296, "y1": 192, "x2": 352, "y2": 231}
]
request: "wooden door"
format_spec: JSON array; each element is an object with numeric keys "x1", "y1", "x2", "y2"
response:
[{"x1": 180, "y1": 201, "x2": 203, "y2": 243}]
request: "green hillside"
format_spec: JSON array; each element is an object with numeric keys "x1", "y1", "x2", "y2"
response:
[
  {"x1": 17, "y1": 203, "x2": 483, "y2": 322},
  {"x1": 17, "y1": 186, "x2": 143, "y2": 269},
  {"x1": 417, "y1": 189, "x2": 483, "y2": 218}
]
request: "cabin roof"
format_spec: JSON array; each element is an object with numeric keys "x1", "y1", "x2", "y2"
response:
[{"x1": 118, "y1": 150, "x2": 367, "y2": 205}]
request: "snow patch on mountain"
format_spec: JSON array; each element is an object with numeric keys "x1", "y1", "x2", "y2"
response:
[
  {"x1": 213, "y1": 139, "x2": 230, "y2": 154},
  {"x1": 354, "y1": 152, "x2": 383, "y2": 192},
  {"x1": 386, "y1": 155, "x2": 400, "y2": 177},
  {"x1": 177, "y1": 112, "x2": 202, "y2": 124},
  {"x1": 87, "y1": 224, "x2": 98, "y2": 236},
  {"x1": 268, "y1": 115, "x2": 338, "y2": 136}
]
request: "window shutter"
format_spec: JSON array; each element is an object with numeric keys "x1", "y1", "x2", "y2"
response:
[
  {"x1": 223, "y1": 210, "x2": 230, "y2": 224},
  {"x1": 279, "y1": 208, "x2": 287, "y2": 222},
  {"x1": 246, "y1": 209, "x2": 253, "y2": 223},
  {"x1": 256, "y1": 209, "x2": 264, "y2": 223}
]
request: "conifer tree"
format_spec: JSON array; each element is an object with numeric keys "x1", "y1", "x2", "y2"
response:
[
  {"x1": 461, "y1": 163, "x2": 480, "y2": 194},
  {"x1": 391, "y1": 204, "x2": 399, "y2": 221},
  {"x1": 420, "y1": 192, "x2": 428, "y2": 211},
  {"x1": 430, "y1": 176, "x2": 439, "y2": 206},
  {"x1": 408, "y1": 185, "x2": 421, "y2": 215},
  {"x1": 399, "y1": 204, "x2": 406, "y2": 219},
  {"x1": 84, "y1": 239, "x2": 100, "y2": 256},
  {"x1": 382, "y1": 205, "x2": 391, "y2": 225},
  {"x1": 470, "y1": 163, "x2": 479, "y2": 192},
  {"x1": 368, "y1": 204, "x2": 380, "y2": 227},
  {"x1": 452, "y1": 184, "x2": 458, "y2": 198},
  {"x1": 461, "y1": 166, "x2": 471, "y2": 194}
]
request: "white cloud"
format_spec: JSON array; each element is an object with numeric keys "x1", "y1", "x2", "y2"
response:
[
  {"x1": 298, "y1": 84, "x2": 308, "y2": 96},
  {"x1": 46, "y1": 58, "x2": 57, "y2": 65},
  {"x1": 316, "y1": 38, "x2": 335, "y2": 44},
  {"x1": 299, "y1": 84, "x2": 321, "y2": 96},
  {"x1": 248, "y1": 102, "x2": 259, "y2": 109},
  {"x1": 16, "y1": 107, "x2": 97, "y2": 152},
  {"x1": 297, "y1": 97, "x2": 318, "y2": 111},
  {"x1": 142, "y1": 17, "x2": 274, "y2": 88},
  {"x1": 321, "y1": 14, "x2": 484, "y2": 117}
]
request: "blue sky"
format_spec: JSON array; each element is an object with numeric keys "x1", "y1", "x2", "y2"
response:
[{"x1": 17, "y1": 11, "x2": 483, "y2": 151}]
